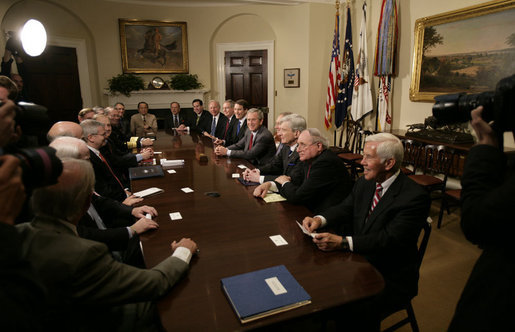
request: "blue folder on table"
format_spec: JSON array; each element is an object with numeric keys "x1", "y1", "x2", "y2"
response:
[{"x1": 221, "y1": 265, "x2": 311, "y2": 323}]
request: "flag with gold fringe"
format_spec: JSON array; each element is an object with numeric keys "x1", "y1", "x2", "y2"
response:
[
  {"x1": 335, "y1": 4, "x2": 355, "y2": 129},
  {"x1": 374, "y1": 0, "x2": 397, "y2": 131},
  {"x1": 350, "y1": 1, "x2": 373, "y2": 122},
  {"x1": 324, "y1": 2, "x2": 341, "y2": 130}
]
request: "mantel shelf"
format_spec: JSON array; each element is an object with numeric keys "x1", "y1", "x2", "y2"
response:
[{"x1": 104, "y1": 89, "x2": 209, "y2": 110}]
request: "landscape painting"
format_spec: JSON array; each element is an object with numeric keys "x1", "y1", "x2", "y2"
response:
[
  {"x1": 119, "y1": 19, "x2": 189, "y2": 74},
  {"x1": 410, "y1": 1, "x2": 515, "y2": 102}
]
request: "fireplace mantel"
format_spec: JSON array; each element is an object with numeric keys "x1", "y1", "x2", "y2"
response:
[{"x1": 105, "y1": 89, "x2": 209, "y2": 110}]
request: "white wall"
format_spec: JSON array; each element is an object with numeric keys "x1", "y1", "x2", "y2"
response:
[{"x1": 2, "y1": 0, "x2": 510, "y2": 145}]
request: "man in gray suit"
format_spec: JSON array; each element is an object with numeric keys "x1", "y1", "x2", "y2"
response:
[
  {"x1": 214, "y1": 108, "x2": 275, "y2": 165},
  {"x1": 17, "y1": 158, "x2": 198, "y2": 331}
]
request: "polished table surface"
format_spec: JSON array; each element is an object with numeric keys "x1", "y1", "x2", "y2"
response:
[{"x1": 131, "y1": 131, "x2": 384, "y2": 331}]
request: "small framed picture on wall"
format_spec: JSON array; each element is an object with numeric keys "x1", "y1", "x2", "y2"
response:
[{"x1": 284, "y1": 68, "x2": 300, "y2": 88}]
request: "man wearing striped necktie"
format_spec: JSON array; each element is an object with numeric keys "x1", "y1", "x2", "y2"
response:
[{"x1": 302, "y1": 133, "x2": 430, "y2": 329}]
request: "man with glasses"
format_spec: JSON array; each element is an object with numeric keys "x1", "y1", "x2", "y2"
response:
[
  {"x1": 130, "y1": 101, "x2": 157, "y2": 137},
  {"x1": 253, "y1": 128, "x2": 351, "y2": 213},
  {"x1": 81, "y1": 119, "x2": 129, "y2": 202},
  {"x1": 243, "y1": 114, "x2": 305, "y2": 184}
]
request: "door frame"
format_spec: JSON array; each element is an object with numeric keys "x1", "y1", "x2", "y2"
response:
[
  {"x1": 47, "y1": 36, "x2": 92, "y2": 107},
  {"x1": 216, "y1": 40, "x2": 274, "y2": 122}
]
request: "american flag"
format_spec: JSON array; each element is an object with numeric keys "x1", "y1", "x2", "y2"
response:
[
  {"x1": 324, "y1": 6, "x2": 341, "y2": 130},
  {"x1": 335, "y1": 6, "x2": 355, "y2": 129},
  {"x1": 377, "y1": 75, "x2": 392, "y2": 131}
]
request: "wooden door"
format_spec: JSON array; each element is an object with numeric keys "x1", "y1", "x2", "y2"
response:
[
  {"x1": 23, "y1": 45, "x2": 83, "y2": 123},
  {"x1": 225, "y1": 50, "x2": 267, "y2": 107}
]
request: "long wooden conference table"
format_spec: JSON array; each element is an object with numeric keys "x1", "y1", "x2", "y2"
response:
[{"x1": 131, "y1": 130, "x2": 384, "y2": 331}]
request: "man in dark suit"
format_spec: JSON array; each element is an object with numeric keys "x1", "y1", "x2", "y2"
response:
[
  {"x1": 16, "y1": 158, "x2": 198, "y2": 331},
  {"x1": 81, "y1": 119, "x2": 128, "y2": 202},
  {"x1": 254, "y1": 128, "x2": 352, "y2": 213},
  {"x1": 180, "y1": 98, "x2": 210, "y2": 133},
  {"x1": 303, "y1": 133, "x2": 430, "y2": 328},
  {"x1": 243, "y1": 113, "x2": 305, "y2": 183},
  {"x1": 449, "y1": 105, "x2": 515, "y2": 331},
  {"x1": 107, "y1": 106, "x2": 153, "y2": 154},
  {"x1": 96, "y1": 114, "x2": 153, "y2": 186},
  {"x1": 221, "y1": 99, "x2": 236, "y2": 138},
  {"x1": 215, "y1": 108, "x2": 275, "y2": 165},
  {"x1": 164, "y1": 101, "x2": 186, "y2": 130},
  {"x1": 215, "y1": 99, "x2": 248, "y2": 147},
  {"x1": 201, "y1": 100, "x2": 228, "y2": 140},
  {"x1": 49, "y1": 136, "x2": 156, "y2": 266}
]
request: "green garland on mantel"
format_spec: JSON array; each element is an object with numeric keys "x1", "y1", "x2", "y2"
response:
[
  {"x1": 169, "y1": 74, "x2": 203, "y2": 91},
  {"x1": 108, "y1": 73, "x2": 145, "y2": 97}
]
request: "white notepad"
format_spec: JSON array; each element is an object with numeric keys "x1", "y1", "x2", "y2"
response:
[{"x1": 133, "y1": 187, "x2": 164, "y2": 198}]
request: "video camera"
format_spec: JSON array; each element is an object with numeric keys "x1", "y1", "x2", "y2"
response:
[
  {"x1": 432, "y1": 74, "x2": 515, "y2": 134},
  {"x1": 1, "y1": 101, "x2": 61, "y2": 190}
]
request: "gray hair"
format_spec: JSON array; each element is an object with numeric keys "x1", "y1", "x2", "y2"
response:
[
  {"x1": 247, "y1": 108, "x2": 264, "y2": 120},
  {"x1": 223, "y1": 99, "x2": 235, "y2": 108},
  {"x1": 50, "y1": 137, "x2": 87, "y2": 159},
  {"x1": 365, "y1": 133, "x2": 404, "y2": 172},
  {"x1": 281, "y1": 114, "x2": 306, "y2": 133},
  {"x1": 31, "y1": 158, "x2": 95, "y2": 223},
  {"x1": 305, "y1": 128, "x2": 329, "y2": 149},
  {"x1": 80, "y1": 119, "x2": 104, "y2": 140}
]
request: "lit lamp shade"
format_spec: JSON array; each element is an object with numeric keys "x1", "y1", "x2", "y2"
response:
[{"x1": 21, "y1": 19, "x2": 47, "y2": 57}]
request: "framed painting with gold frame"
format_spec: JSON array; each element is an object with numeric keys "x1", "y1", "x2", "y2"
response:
[
  {"x1": 409, "y1": 0, "x2": 515, "y2": 102},
  {"x1": 119, "y1": 19, "x2": 189, "y2": 74}
]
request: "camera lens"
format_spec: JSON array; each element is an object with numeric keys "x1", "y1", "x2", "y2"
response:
[{"x1": 13, "y1": 146, "x2": 63, "y2": 190}]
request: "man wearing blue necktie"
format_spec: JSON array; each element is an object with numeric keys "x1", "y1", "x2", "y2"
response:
[{"x1": 202, "y1": 100, "x2": 228, "y2": 140}]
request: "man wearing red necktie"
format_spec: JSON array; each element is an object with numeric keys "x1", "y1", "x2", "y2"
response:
[
  {"x1": 214, "y1": 108, "x2": 275, "y2": 166},
  {"x1": 302, "y1": 133, "x2": 430, "y2": 329}
]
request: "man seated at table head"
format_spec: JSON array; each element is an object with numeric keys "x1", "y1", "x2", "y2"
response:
[
  {"x1": 165, "y1": 101, "x2": 185, "y2": 130},
  {"x1": 254, "y1": 128, "x2": 351, "y2": 213},
  {"x1": 201, "y1": 100, "x2": 228, "y2": 140},
  {"x1": 214, "y1": 108, "x2": 275, "y2": 166},
  {"x1": 302, "y1": 133, "x2": 430, "y2": 326},
  {"x1": 215, "y1": 99, "x2": 249, "y2": 147},
  {"x1": 16, "y1": 157, "x2": 198, "y2": 331},
  {"x1": 130, "y1": 101, "x2": 157, "y2": 137},
  {"x1": 77, "y1": 107, "x2": 95, "y2": 123},
  {"x1": 46, "y1": 121, "x2": 83, "y2": 142},
  {"x1": 244, "y1": 113, "x2": 305, "y2": 184},
  {"x1": 81, "y1": 119, "x2": 129, "y2": 203}
]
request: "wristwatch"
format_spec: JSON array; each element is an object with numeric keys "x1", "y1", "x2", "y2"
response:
[{"x1": 340, "y1": 238, "x2": 350, "y2": 251}]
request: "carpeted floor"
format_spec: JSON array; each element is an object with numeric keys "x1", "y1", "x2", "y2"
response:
[{"x1": 380, "y1": 201, "x2": 482, "y2": 331}]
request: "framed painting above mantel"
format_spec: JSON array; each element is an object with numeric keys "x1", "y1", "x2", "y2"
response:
[
  {"x1": 410, "y1": 0, "x2": 515, "y2": 102},
  {"x1": 119, "y1": 19, "x2": 189, "y2": 74}
]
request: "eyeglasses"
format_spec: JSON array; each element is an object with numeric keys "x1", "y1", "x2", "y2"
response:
[{"x1": 297, "y1": 142, "x2": 318, "y2": 151}]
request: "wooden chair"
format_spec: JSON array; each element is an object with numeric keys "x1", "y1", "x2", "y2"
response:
[
  {"x1": 401, "y1": 139, "x2": 423, "y2": 175},
  {"x1": 408, "y1": 145, "x2": 455, "y2": 199},
  {"x1": 337, "y1": 121, "x2": 372, "y2": 180},
  {"x1": 437, "y1": 188, "x2": 461, "y2": 228},
  {"x1": 381, "y1": 220, "x2": 432, "y2": 332}
]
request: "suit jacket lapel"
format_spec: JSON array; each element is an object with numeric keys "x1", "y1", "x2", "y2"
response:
[{"x1": 362, "y1": 175, "x2": 403, "y2": 234}]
